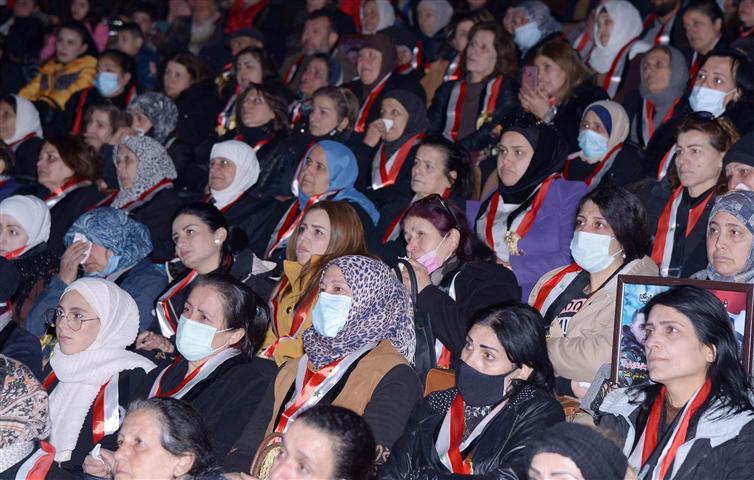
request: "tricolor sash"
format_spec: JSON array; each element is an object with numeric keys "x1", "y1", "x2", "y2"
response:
[
  {"x1": 261, "y1": 280, "x2": 318, "y2": 359},
  {"x1": 642, "y1": 99, "x2": 679, "y2": 146},
  {"x1": 563, "y1": 143, "x2": 623, "y2": 189},
  {"x1": 355, "y1": 73, "x2": 392, "y2": 133},
  {"x1": 443, "y1": 54, "x2": 463, "y2": 82},
  {"x1": 44, "y1": 178, "x2": 92, "y2": 209},
  {"x1": 443, "y1": 77, "x2": 504, "y2": 141},
  {"x1": 14, "y1": 441, "x2": 55, "y2": 480},
  {"x1": 371, "y1": 133, "x2": 424, "y2": 190},
  {"x1": 531, "y1": 263, "x2": 582, "y2": 314},
  {"x1": 149, "y1": 348, "x2": 240, "y2": 399},
  {"x1": 598, "y1": 38, "x2": 638, "y2": 97},
  {"x1": 283, "y1": 55, "x2": 304, "y2": 86},
  {"x1": 156, "y1": 269, "x2": 199, "y2": 337},
  {"x1": 265, "y1": 191, "x2": 340, "y2": 257}
]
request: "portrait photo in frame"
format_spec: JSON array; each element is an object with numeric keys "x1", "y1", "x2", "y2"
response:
[{"x1": 612, "y1": 275, "x2": 754, "y2": 388}]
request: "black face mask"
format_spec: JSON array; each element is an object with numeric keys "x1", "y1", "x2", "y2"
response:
[{"x1": 455, "y1": 359, "x2": 518, "y2": 407}]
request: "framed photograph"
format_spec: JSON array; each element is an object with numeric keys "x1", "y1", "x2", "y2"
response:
[{"x1": 612, "y1": 275, "x2": 754, "y2": 387}]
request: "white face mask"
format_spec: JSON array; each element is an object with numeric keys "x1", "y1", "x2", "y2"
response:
[
  {"x1": 310, "y1": 292, "x2": 352, "y2": 337},
  {"x1": 570, "y1": 230, "x2": 623, "y2": 273},
  {"x1": 689, "y1": 86, "x2": 736, "y2": 117}
]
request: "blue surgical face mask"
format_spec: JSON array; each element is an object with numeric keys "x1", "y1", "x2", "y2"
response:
[
  {"x1": 311, "y1": 292, "x2": 352, "y2": 337},
  {"x1": 689, "y1": 86, "x2": 735, "y2": 118},
  {"x1": 94, "y1": 71, "x2": 120, "y2": 97},
  {"x1": 175, "y1": 315, "x2": 232, "y2": 361},
  {"x1": 513, "y1": 22, "x2": 542, "y2": 50},
  {"x1": 570, "y1": 230, "x2": 623, "y2": 273},
  {"x1": 578, "y1": 129, "x2": 610, "y2": 160},
  {"x1": 89, "y1": 253, "x2": 121, "y2": 278}
]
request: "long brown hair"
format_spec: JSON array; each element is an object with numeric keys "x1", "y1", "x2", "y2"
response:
[
  {"x1": 281, "y1": 200, "x2": 369, "y2": 307},
  {"x1": 529, "y1": 39, "x2": 595, "y2": 104},
  {"x1": 464, "y1": 22, "x2": 518, "y2": 79}
]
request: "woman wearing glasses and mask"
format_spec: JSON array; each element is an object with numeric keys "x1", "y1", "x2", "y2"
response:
[
  {"x1": 41, "y1": 277, "x2": 155, "y2": 469},
  {"x1": 399, "y1": 195, "x2": 520, "y2": 369}
]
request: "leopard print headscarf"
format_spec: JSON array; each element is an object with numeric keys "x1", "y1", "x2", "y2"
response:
[
  {"x1": 112, "y1": 136, "x2": 177, "y2": 209},
  {"x1": 302, "y1": 255, "x2": 415, "y2": 369}
]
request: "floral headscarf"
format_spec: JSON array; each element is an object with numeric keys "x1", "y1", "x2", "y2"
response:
[
  {"x1": 302, "y1": 255, "x2": 415, "y2": 369},
  {"x1": 0, "y1": 355, "x2": 49, "y2": 451},
  {"x1": 126, "y1": 93, "x2": 179, "y2": 144},
  {"x1": 112, "y1": 136, "x2": 177, "y2": 209}
]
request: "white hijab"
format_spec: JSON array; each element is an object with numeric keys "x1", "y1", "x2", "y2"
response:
[
  {"x1": 0, "y1": 195, "x2": 51, "y2": 256},
  {"x1": 417, "y1": 0, "x2": 454, "y2": 37},
  {"x1": 361, "y1": 0, "x2": 396, "y2": 34},
  {"x1": 209, "y1": 140, "x2": 260, "y2": 209},
  {"x1": 48, "y1": 278, "x2": 155, "y2": 462},
  {"x1": 588, "y1": 0, "x2": 642, "y2": 74},
  {"x1": 3, "y1": 95, "x2": 43, "y2": 148}
]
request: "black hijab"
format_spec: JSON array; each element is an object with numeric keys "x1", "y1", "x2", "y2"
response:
[
  {"x1": 382, "y1": 89, "x2": 430, "y2": 157},
  {"x1": 360, "y1": 33, "x2": 398, "y2": 92},
  {"x1": 498, "y1": 121, "x2": 566, "y2": 204}
]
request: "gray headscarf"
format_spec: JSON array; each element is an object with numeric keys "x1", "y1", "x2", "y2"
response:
[
  {"x1": 417, "y1": 0, "x2": 454, "y2": 37},
  {"x1": 112, "y1": 136, "x2": 177, "y2": 209},
  {"x1": 639, "y1": 45, "x2": 689, "y2": 121},
  {"x1": 693, "y1": 191, "x2": 754, "y2": 283},
  {"x1": 126, "y1": 93, "x2": 179, "y2": 145},
  {"x1": 513, "y1": 1, "x2": 562, "y2": 39}
]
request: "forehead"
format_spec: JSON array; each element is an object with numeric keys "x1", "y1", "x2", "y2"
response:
[
  {"x1": 187, "y1": 284, "x2": 222, "y2": 309},
  {"x1": 404, "y1": 215, "x2": 436, "y2": 232},
  {"x1": 471, "y1": 29, "x2": 495, "y2": 44},
  {"x1": 323, "y1": 264, "x2": 347, "y2": 283},
  {"x1": 313, "y1": 95, "x2": 336, "y2": 108},
  {"x1": 677, "y1": 129, "x2": 711, "y2": 145},
  {"x1": 645, "y1": 49, "x2": 671, "y2": 63},
  {"x1": 577, "y1": 199, "x2": 605, "y2": 217},
  {"x1": 711, "y1": 210, "x2": 746, "y2": 227},
  {"x1": 0, "y1": 213, "x2": 21, "y2": 225},
  {"x1": 416, "y1": 145, "x2": 445, "y2": 163},
  {"x1": 172, "y1": 213, "x2": 206, "y2": 231},
  {"x1": 501, "y1": 130, "x2": 530, "y2": 147},
  {"x1": 303, "y1": 208, "x2": 330, "y2": 225},
  {"x1": 309, "y1": 145, "x2": 327, "y2": 162},
  {"x1": 306, "y1": 58, "x2": 329, "y2": 71},
  {"x1": 381, "y1": 97, "x2": 407, "y2": 112},
  {"x1": 702, "y1": 56, "x2": 734, "y2": 74},
  {"x1": 60, "y1": 289, "x2": 91, "y2": 310},
  {"x1": 647, "y1": 304, "x2": 694, "y2": 328}
]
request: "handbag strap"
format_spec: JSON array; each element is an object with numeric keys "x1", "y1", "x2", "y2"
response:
[{"x1": 394, "y1": 259, "x2": 418, "y2": 305}]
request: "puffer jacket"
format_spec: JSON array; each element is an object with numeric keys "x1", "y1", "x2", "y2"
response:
[{"x1": 18, "y1": 55, "x2": 96, "y2": 110}]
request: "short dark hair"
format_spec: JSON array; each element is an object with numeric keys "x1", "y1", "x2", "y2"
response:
[
  {"x1": 307, "y1": 8, "x2": 337, "y2": 35},
  {"x1": 416, "y1": 135, "x2": 472, "y2": 198},
  {"x1": 233, "y1": 46, "x2": 279, "y2": 83},
  {"x1": 58, "y1": 20, "x2": 97, "y2": 57},
  {"x1": 45, "y1": 135, "x2": 100, "y2": 182},
  {"x1": 312, "y1": 86, "x2": 360, "y2": 129},
  {"x1": 577, "y1": 185, "x2": 650, "y2": 262},
  {"x1": 188, "y1": 273, "x2": 269, "y2": 357},
  {"x1": 297, "y1": 406, "x2": 376, "y2": 480},
  {"x1": 127, "y1": 398, "x2": 218, "y2": 477},
  {"x1": 100, "y1": 49, "x2": 136, "y2": 78},
  {"x1": 682, "y1": 0, "x2": 723, "y2": 23},
  {"x1": 641, "y1": 286, "x2": 754, "y2": 416},
  {"x1": 471, "y1": 301, "x2": 557, "y2": 396},
  {"x1": 173, "y1": 203, "x2": 246, "y2": 256},
  {"x1": 84, "y1": 102, "x2": 131, "y2": 136},
  {"x1": 129, "y1": 1, "x2": 156, "y2": 21},
  {"x1": 117, "y1": 21, "x2": 144, "y2": 39}
]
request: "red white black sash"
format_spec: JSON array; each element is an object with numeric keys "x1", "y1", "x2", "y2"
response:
[
  {"x1": 650, "y1": 187, "x2": 714, "y2": 276},
  {"x1": 156, "y1": 269, "x2": 199, "y2": 337},
  {"x1": 435, "y1": 393, "x2": 506, "y2": 474},
  {"x1": 13, "y1": 441, "x2": 55, "y2": 480},
  {"x1": 42, "y1": 371, "x2": 121, "y2": 444},
  {"x1": 283, "y1": 55, "x2": 304, "y2": 86},
  {"x1": 642, "y1": 13, "x2": 674, "y2": 46},
  {"x1": 274, "y1": 342, "x2": 376, "y2": 433},
  {"x1": 71, "y1": 89, "x2": 91, "y2": 135},
  {"x1": 656, "y1": 145, "x2": 675, "y2": 180},
  {"x1": 7, "y1": 132, "x2": 38, "y2": 152},
  {"x1": 573, "y1": 31, "x2": 592, "y2": 57},
  {"x1": 642, "y1": 99, "x2": 679, "y2": 146},
  {"x1": 216, "y1": 86, "x2": 240, "y2": 136},
  {"x1": 261, "y1": 278, "x2": 318, "y2": 359},
  {"x1": 265, "y1": 190, "x2": 340, "y2": 257},
  {"x1": 443, "y1": 54, "x2": 463, "y2": 82},
  {"x1": 563, "y1": 143, "x2": 623, "y2": 189},
  {"x1": 289, "y1": 99, "x2": 308, "y2": 126},
  {"x1": 598, "y1": 38, "x2": 638, "y2": 97},
  {"x1": 371, "y1": 133, "x2": 424, "y2": 190},
  {"x1": 149, "y1": 348, "x2": 240, "y2": 399},
  {"x1": 355, "y1": 73, "x2": 392, "y2": 133},
  {"x1": 531, "y1": 263, "x2": 582, "y2": 314},
  {"x1": 44, "y1": 178, "x2": 92, "y2": 208},
  {"x1": 116, "y1": 178, "x2": 173, "y2": 212},
  {"x1": 443, "y1": 76, "x2": 503, "y2": 141},
  {"x1": 3, "y1": 245, "x2": 27, "y2": 260}
]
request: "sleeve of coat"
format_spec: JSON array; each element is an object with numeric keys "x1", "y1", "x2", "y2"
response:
[
  {"x1": 223, "y1": 377, "x2": 276, "y2": 473},
  {"x1": 43, "y1": 62, "x2": 96, "y2": 109},
  {"x1": 376, "y1": 400, "x2": 428, "y2": 480},
  {"x1": 18, "y1": 72, "x2": 42, "y2": 101},
  {"x1": 119, "y1": 265, "x2": 168, "y2": 332},
  {"x1": 25, "y1": 275, "x2": 67, "y2": 338}
]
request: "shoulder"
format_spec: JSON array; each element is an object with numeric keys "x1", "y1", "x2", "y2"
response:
[
  {"x1": 549, "y1": 178, "x2": 587, "y2": 203},
  {"x1": 623, "y1": 256, "x2": 659, "y2": 276},
  {"x1": 508, "y1": 385, "x2": 564, "y2": 419},
  {"x1": 457, "y1": 261, "x2": 517, "y2": 284}
]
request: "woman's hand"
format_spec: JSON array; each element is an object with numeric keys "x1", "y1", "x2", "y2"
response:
[
  {"x1": 400, "y1": 258, "x2": 431, "y2": 294},
  {"x1": 82, "y1": 448, "x2": 116, "y2": 478},
  {"x1": 363, "y1": 119, "x2": 388, "y2": 147},
  {"x1": 58, "y1": 241, "x2": 89, "y2": 284},
  {"x1": 109, "y1": 126, "x2": 138, "y2": 146},
  {"x1": 135, "y1": 330, "x2": 175, "y2": 353},
  {"x1": 518, "y1": 84, "x2": 551, "y2": 120}
]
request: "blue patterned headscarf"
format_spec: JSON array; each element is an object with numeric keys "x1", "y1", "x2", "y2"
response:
[
  {"x1": 64, "y1": 208, "x2": 152, "y2": 274},
  {"x1": 298, "y1": 140, "x2": 379, "y2": 225}
]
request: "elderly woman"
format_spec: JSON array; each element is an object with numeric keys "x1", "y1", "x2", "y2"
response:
[
  {"x1": 83, "y1": 397, "x2": 225, "y2": 480},
  {"x1": 26, "y1": 208, "x2": 166, "y2": 337},
  {"x1": 506, "y1": 1, "x2": 562, "y2": 58},
  {"x1": 564, "y1": 100, "x2": 646, "y2": 189},
  {"x1": 416, "y1": 0, "x2": 454, "y2": 64},
  {"x1": 206, "y1": 140, "x2": 259, "y2": 231},
  {"x1": 42, "y1": 278, "x2": 155, "y2": 467},
  {"x1": 361, "y1": 0, "x2": 395, "y2": 35},
  {"x1": 111, "y1": 136, "x2": 182, "y2": 261},
  {"x1": 225, "y1": 255, "x2": 422, "y2": 472},
  {"x1": 0, "y1": 95, "x2": 44, "y2": 179},
  {"x1": 586, "y1": 0, "x2": 643, "y2": 98}
]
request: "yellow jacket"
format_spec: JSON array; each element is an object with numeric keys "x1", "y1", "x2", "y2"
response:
[
  {"x1": 19, "y1": 55, "x2": 96, "y2": 110},
  {"x1": 260, "y1": 259, "x2": 319, "y2": 366}
]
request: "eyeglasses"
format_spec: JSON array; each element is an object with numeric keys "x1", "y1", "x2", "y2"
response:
[
  {"x1": 45, "y1": 308, "x2": 100, "y2": 331},
  {"x1": 421, "y1": 194, "x2": 461, "y2": 228}
]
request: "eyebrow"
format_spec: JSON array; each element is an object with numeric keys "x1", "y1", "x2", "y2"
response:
[
  {"x1": 309, "y1": 223, "x2": 328, "y2": 230},
  {"x1": 479, "y1": 343, "x2": 500, "y2": 352},
  {"x1": 646, "y1": 320, "x2": 682, "y2": 328}
]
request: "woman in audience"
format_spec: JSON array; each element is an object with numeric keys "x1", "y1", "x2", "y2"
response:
[
  {"x1": 28, "y1": 134, "x2": 104, "y2": 254},
  {"x1": 645, "y1": 114, "x2": 736, "y2": 278},
  {"x1": 530, "y1": 185, "x2": 658, "y2": 397},
  {"x1": 379, "y1": 302, "x2": 564, "y2": 479},
  {"x1": 625, "y1": 45, "x2": 689, "y2": 151},
  {"x1": 268, "y1": 405, "x2": 376, "y2": 480},
  {"x1": 19, "y1": 21, "x2": 97, "y2": 114},
  {"x1": 254, "y1": 140, "x2": 378, "y2": 260},
  {"x1": 225, "y1": 255, "x2": 421, "y2": 472},
  {"x1": 724, "y1": 132, "x2": 754, "y2": 192},
  {"x1": 139, "y1": 274, "x2": 276, "y2": 458},
  {"x1": 0, "y1": 142, "x2": 21, "y2": 202},
  {"x1": 26, "y1": 207, "x2": 166, "y2": 336},
  {"x1": 400, "y1": 195, "x2": 520, "y2": 370},
  {"x1": 81, "y1": 103, "x2": 131, "y2": 188},
  {"x1": 111, "y1": 136, "x2": 182, "y2": 261},
  {"x1": 361, "y1": 89, "x2": 429, "y2": 211},
  {"x1": 683, "y1": 0, "x2": 726, "y2": 80},
  {"x1": 206, "y1": 140, "x2": 259, "y2": 234},
  {"x1": 260, "y1": 201, "x2": 369, "y2": 366},
  {"x1": 0, "y1": 194, "x2": 57, "y2": 323},
  {"x1": 429, "y1": 22, "x2": 519, "y2": 154},
  {"x1": 564, "y1": 100, "x2": 646, "y2": 189},
  {"x1": 416, "y1": 0, "x2": 453, "y2": 64},
  {"x1": 360, "y1": 0, "x2": 395, "y2": 35},
  {"x1": 43, "y1": 277, "x2": 155, "y2": 467},
  {"x1": 585, "y1": 0, "x2": 642, "y2": 98},
  {"x1": 476, "y1": 117, "x2": 587, "y2": 300},
  {"x1": 520, "y1": 40, "x2": 608, "y2": 154},
  {"x1": 597, "y1": 286, "x2": 754, "y2": 480},
  {"x1": 83, "y1": 397, "x2": 225, "y2": 480},
  {"x1": 506, "y1": 1, "x2": 562, "y2": 59},
  {"x1": 290, "y1": 54, "x2": 342, "y2": 129},
  {"x1": 0, "y1": 95, "x2": 44, "y2": 180}
]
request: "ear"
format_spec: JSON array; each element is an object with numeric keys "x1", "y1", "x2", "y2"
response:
[
  {"x1": 328, "y1": 31, "x2": 339, "y2": 48},
  {"x1": 732, "y1": 87, "x2": 742, "y2": 103},
  {"x1": 228, "y1": 327, "x2": 246, "y2": 346},
  {"x1": 714, "y1": 18, "x2": 723, "y2": 33},
  {"x1": 215, "y1": 227, "x2": 228, "y2": 244},
  {"x1": 512, "y1": 363, "x2": 533, "y2": 382},
  {"x1": 172, "y1": 452, "x2": 195, "y2": 478},
  {"x1": 448, "y1": 227, "x2": 461, "y2": 252},
  {"x1": 705, "y1": 344, "x2": 717, "y2": 364},
  {"x1": 337, "y1": 116, "x2": 349, "y2": 131},
  {"x1": 448, "y1": 170, "x2": 458, "y2": 183},
  {"x1": 122, "y1": 72, "x2": 132, "y2": 86}
]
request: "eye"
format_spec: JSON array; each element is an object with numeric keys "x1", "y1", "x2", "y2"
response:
[
  {"x1": 186, "y1": 229, "x2": 194, "y2": 236},
  {"x1": 645, "y1": 327, "x2": 654, "y2": 338},
  {"x1": 595, "y1": 221, "x2": 606, "y2": 229},
  {"x1": 665, "y1": 325, "x2": 678, "y2": 334},
  {"x1": 483, "y1": 351, "x2": 494, "y2": 360},
  {"x1": 575, "y1": 218, "x2": 585, "y2": 227},
  {"x1": 73, "y1": 312, "x2": 85, "y2": 321},
  {"x1": 708, "y1": 225, "x2": 719, "y2": 236}
]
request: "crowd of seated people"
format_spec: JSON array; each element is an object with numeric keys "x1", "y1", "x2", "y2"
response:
[{"x1": 2, "y1": 0, "x2": 754, "y2": 479}]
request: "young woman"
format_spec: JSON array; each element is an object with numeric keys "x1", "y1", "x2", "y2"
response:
[
  {"x1": 225, "y1": 255, "x2": 422, "y2": 472},
  {"x1": 81, "y1": 103, "x2": 131, "y2": 189},
  {"x1": 0, "y1": 95, "x2": 44, "y2": 179},
  {"x1": 260, "y1": 201, "x2": 369, "y2": 366},
  {"x1": 43, "y1": 277, "x2": 156, "y2": 467},
  {"x1": 476, "y1": 118, "x2": 587, "y2": 300},
  {"x1": 529, "y1": 185, "x2": 658, "y2": 397},
  {"x1": 379, "y1": 303, "x2": 564, "y2": 479},
  {"x1": 597, "y1": 286, "x2": 754, "y2": 480},
  {"x1": 429, "y1": 22, "x2": 520, "y2": 154},
  {"x1": 564, "y1": 100, "x2": 646, "y2": 189}
]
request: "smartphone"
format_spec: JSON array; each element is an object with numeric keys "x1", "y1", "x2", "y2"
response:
[{"x1": 522, "y1": 65, "x2": 539, "y2": 92}]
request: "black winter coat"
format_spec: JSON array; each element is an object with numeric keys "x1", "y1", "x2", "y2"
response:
[
  {"x1": 12, "y1": 136, "x2": 45, "y2": 181},
  {"x1": 563, "y1": 143, "x2": 648, "y2": 188},
  {"x1": 173, "y1": 81, "x2": 223, "y2": 150},
  {"x1": 549, "y1": 81, "x2": 609, "y2": 154},
  {"x1": 129, "y1": 188, "x2": 184, "y2": 262},
  {"x1": 378, "y1": 385, "x2": 565, "y2": 480}
]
